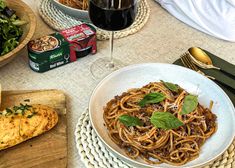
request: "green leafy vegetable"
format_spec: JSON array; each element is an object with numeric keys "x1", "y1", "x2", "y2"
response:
[
  {"x1": 0, "y1": 1, "x2": 26, "y2": 56},
  {"x1": 0, "y1": 0, "x2": 6, "y2": 11},
  {"x1": 24, "y1": 99, "x2": 30, "y2": 102},
  {"x1": 150, "y1": 112, "x2": 184, "y2": 130},
  {"x1": 12, "y1": 19, "x2": 27, "y2": 26},
  {"x1": 180, "y1": 95, "x2": 198, "y2": 115},
  {"x1": 119, "y1": 114, "x2": 143, "y2": 127},
  {"x1": 138, "y1": 92, "x2": 165, "y2": 107},
  {"x1": 0, "y1": 104, "x2": 33, "y2": 116},
  {"x1": 12, "y1": 104, "x2": 32, "y2": 116},
  {"x1": 5, "y1": 108, "x2": 13, "y2": 116},
  {"x1": 27, "y1": 112, "x2": 38, "y2": 118},
  {"x1": 161, "y1": 80, "x2": 179, "y2": 93},
  {"x1": 1, "y1": 38, "x2": 19, "y2": 55},
  {"x1": 6, "y1": 108, "x2": 13, "y2": 113}
]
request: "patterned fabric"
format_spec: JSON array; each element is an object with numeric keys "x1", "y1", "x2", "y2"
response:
[{"x1": 155, "y1": 0, "x2": 235, "y2": 42}]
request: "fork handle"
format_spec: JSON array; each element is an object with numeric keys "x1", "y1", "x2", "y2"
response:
[{"x1": 206, "y1": 75, "x2": 215, "y2": 80}]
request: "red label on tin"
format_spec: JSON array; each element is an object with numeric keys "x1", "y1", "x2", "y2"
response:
[{"x1": 60, "y1": 24, "x2": 96, "y2": 42}]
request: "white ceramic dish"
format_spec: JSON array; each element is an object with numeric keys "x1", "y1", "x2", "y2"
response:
[
  {"x1": 89, "y1": 63, "x2": 235, "y2": 168},
  {"x1": 52, "y1": 0, "x2": 89, "y2": 21}
]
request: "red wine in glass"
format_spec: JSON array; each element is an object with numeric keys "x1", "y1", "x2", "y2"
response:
[
  {"x1": 89, "y1": 0, "x2": 137, "y2": 31},
  {"x1": 89, "y1": 0, "x2": 137, "y2": 78}
]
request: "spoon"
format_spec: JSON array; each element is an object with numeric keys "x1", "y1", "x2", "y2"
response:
[
  {"x1": 188, "y1": 47, "x2": 235, "y2": 78},
  {"x1": 188, "y1": 47, "x2": 220, "y2": 70}
]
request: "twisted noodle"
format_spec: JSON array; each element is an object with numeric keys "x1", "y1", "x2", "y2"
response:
[
  {"x1": 103, "y1": 82, "x2": 217, "y2": 166},
  {"x1": 59, "y1": 0, "x2": 88, "y2": 10}
]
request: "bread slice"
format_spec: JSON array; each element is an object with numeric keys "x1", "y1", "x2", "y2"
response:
[
  {"x1": 0, "y1": 84, "x2": 1, "y2": 107},
  {"x1": 0, "y1": 104, "x2": 58, "y2": 150}
]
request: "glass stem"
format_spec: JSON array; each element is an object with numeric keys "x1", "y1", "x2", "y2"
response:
[{"x1": 109, "y1": 31, "x2": 114, "y2": 68}]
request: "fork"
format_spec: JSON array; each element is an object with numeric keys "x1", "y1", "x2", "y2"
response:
[{"x1": 180, "y1": 53, "x2": 215, "y2": 80}]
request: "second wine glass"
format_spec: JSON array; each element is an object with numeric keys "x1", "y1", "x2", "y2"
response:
[{"x1": 89, "y1": 0, "x2": 137, "y2": 78}]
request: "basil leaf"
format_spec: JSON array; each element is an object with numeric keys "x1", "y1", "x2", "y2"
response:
[
  {"x1": 180, "y1": 95, "x2": 198, "y2": 115},
  {"x1": 150, "y1": 112, "x2": 184, "y2": 130},
  {"x1": 161, "y1": 80, "x2": 179, "y2": 93},
  {"x1": 119, "y1": 114, "x2": 143, "y2": 127},
  {"x1": 138, "y1": 92, "x2": 165, "y2": 107}
]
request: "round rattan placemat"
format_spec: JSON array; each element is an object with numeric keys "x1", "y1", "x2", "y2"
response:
[
  {"x1": 75, "y1": 109, "x2": 235, "y2": 168},
  {"x1": 39, "y1": 0, "x2": 150, "y2": 40}
]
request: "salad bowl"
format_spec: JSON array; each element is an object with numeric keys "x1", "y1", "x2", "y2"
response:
[{"x1": 0, "y1": 0, "x2": 36, "y2": 67}]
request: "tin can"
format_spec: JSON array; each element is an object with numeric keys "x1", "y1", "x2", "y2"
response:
[{"x1": 28, "y1": 24, "x2": 97, "y2": 73}]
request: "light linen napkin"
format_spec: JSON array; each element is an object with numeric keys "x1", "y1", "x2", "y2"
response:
[{"x1": 155, "y1": 0, "x2": 235, "y2": 42}]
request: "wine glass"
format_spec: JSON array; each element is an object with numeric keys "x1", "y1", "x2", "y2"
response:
[{"x1": 89, "y1": 0, "x2": 138, "y2": 78}]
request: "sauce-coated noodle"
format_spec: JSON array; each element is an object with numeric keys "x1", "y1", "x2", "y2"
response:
[
  {"x1": 59, "y1": 0, "x2": 88, "y2": 10},
  {"x1": 103, "y1": 82, "x2": 217, "y2": 166}
]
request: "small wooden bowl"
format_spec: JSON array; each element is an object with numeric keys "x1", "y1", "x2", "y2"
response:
[{"x1": 0, "y1": 0, "x2": 36, "y2": 67}]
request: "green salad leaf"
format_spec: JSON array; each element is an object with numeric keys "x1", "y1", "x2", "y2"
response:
[
  {"x1": 119, "y1": 114, "x2": 143, "y2": 127},
  {"x1": 180, "y1": 95, "x2": 198, "y2": 115},
  {"x1": 0, "y1": 0, "x2": 6, "y2": 11},
  {"x1": 0, "y1": 1, "x2": 25, "y2": 56},
  {"x1": 138, "y1": 92, "x2": 165, "y2": 107},
  {"x1": 12, "y1": 19, "x2": 27, "y2": 26},
  {"x1": 150, "y1": 112, "x2": 184, "y2": 130},
  {"x1": 1, "y1": 38, "x2": 19, "y2": 55}
]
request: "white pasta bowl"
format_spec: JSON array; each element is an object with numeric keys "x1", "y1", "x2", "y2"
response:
[
  {"x1": 52, "y1": 0, "x2": 89, "y2": 21},
  {"x1": 89, "y1": 63, "x2": 235, "y2": 168}
]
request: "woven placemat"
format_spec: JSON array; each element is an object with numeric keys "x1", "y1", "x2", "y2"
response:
[
  {"x1": 75, "y1": 109, "x2": 235, "y2": 168},
  {"x1": 39, "y1": 0, "x2": 150, "y2": 40}
]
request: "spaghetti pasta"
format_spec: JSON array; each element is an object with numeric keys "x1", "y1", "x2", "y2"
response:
[
  {"x1": 103, "y1": 81, "x2": 217, "y2": 166},
  {"x1": 59, "y1": 0, "x2": 88, "y2": 10}
]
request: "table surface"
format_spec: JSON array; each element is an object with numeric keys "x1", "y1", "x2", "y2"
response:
[{"x1": 0, "y1": 0, "x2": 234, "y2": 168}]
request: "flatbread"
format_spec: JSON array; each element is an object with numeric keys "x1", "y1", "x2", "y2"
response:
[{"x1": 0, "y1": 84, "x2": 1, "y2": 107}]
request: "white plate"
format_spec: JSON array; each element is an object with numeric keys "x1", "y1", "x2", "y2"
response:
[
  {"x1": 89, "y1": 63, "x2": 235, "y2": 168},
  {"x1": 52, "y1": 0, "x2": 89, "y2": 21}
]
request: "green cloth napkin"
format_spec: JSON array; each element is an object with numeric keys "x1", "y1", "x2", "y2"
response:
[
  {"x1": 204, "y1": 50, "x2": 235, "y2": 77},
  {"x1": 173, "y1": 49, "x2": 235, "y2": 106}
]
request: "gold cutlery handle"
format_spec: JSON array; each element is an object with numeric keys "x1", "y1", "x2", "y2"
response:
[{"x1": 196, "y1": 70, "x2": 215, "y2": 80}]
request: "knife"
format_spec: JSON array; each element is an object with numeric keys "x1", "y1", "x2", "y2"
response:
[
  {"x1": 174, "y1": 58, "x2": 235, "y2": 93},
  {"x1": 206, "y1": 68, "x2": 235, "y2": 91},
  {"x1": 203, "y1": 49, "x2": 235, "y2": 78}
]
